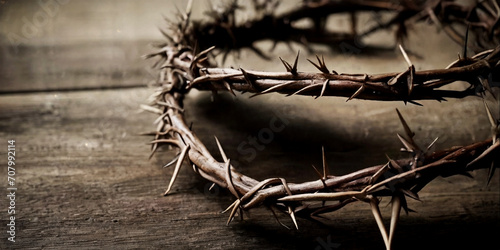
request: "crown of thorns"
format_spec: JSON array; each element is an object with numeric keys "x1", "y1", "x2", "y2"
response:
[{"x1": 142, "y1": 1, "x2": 499, "y2": 249}]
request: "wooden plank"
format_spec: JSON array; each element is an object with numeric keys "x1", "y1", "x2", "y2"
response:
[{"x1": 0, "y1": 88, "x2": 498, "y2": 249}]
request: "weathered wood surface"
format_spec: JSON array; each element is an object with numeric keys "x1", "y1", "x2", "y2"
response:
[
  {"x1": 0, "y1": 88, "x2": 498, "y2": 249},
  {"x1": 0, "y1": 0, "x2": 499, "y2": 249}
]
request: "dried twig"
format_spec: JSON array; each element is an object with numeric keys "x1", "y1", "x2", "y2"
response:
[{"x1": 142, "y1": 1, "x2": 500, "y2": 249}]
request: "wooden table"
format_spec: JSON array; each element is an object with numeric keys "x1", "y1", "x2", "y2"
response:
[{"x1": 1, "y1": 1, "x2": 498, "y2": 249}]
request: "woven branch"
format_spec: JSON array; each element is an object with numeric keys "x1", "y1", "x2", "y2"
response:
[
  {"x1": 158, "y1": 0, "x2": 500, "y2": 59},
  {"x1": 142, "y1": 1, "x2": 500, "y2": 249}
]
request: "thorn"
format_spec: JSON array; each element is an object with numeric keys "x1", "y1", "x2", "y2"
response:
[
  {"x1": 268, "y1": 205, "x2": 291, "y2": 230},
  {"x1": 407, "y1": 65, "x2": 415, "y2": 96},
  {"x1": 163, "y1": 154, "x2": 181, "y2": 168},
  {"x1": 467, "y1": 141, "x2": 500, "y2": 168},
  {"x1": 487, "y1": 161, "x2": 496, "y2": 186},
  {"x1": 484, "y1": 101, "x2": 498, "y2": 143},
  {"x1": 396, "y1": 109, "x2": 415, "y2": 139},
  {"x1": 240, "y1": 68, "x2": 260, "y2": 91},
  {"x1": 400, "y1": 188, "x2": 420, "y2": 201},
  {"x1": 398, "y1": 44, "x2": 412, "y2": 67},
  {"x1": 322, "y1": 146, "x2": 329, "y2": 178},
  {"x1": 226, "y1": 199, "x2": 241, "y2": 225},
  {"x1": 209, "y1": 183, "x2": 216, "y2": 191},
  {"x1": 307, "y1": 54, "x2": 330, "y2": 74},
  {"x1": 463, "y1": 24, "x2": 470, "y2": 59},
  {"x1": 223, "y1": 81, "x2": 236, "y2": 96},
  {"x1": 370, "y1": 162, "x2": 390, "y2": 184},
  {"x1": 214, "y1": 136, "x2": 228, "y2": 163},
  {"x1": 288, "y1": 83, "x2": 321, "y2": 96},
  {"x1": 386, "y1": 154, "x2": 403, "y2": 173},
  {"x1": 164, "y1": 145, "x2": 190, "y2": 196},
  {"x1": 316, "y1": 79, "x2": 329, "y2": 99},
  {"x1": 369, "y1": 197, "x2": 390, "y2": 249},
  {"x1": 289, "y1": 207, "x2": 299, "y2": 230},
  {"x1": 397, "y1": 133, "x2": 415, "y2": 153},
  {"x1": 347, "y1": 84, "x2": 365, "y2": 102},
  {"x1": 225, "y1": 159, "x2": 240, "y2": 199},
  {"x1": 260, "y1": 81, "x2": 295, "y2": 95},
  {"x1": 279, "y1": 57, "x2": 293, "y2": 72},
  {"x1": 291, "y1": 50, "x2": 300, "y2": 75},
  {"x1": 426, "y1": 137, "x2": 439, "y2": 152},
  {"x1": 389, "y1": 195, "x2": 401, "y2": 249}
]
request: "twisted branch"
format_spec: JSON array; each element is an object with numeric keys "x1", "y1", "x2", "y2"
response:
[{"x1": 142, "y1": 1, "x2": 500, "y2": 249}]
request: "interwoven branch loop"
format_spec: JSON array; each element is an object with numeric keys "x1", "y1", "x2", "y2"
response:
[{"x1": 142, "y1": 1, "x2": 499, "y2": 249}]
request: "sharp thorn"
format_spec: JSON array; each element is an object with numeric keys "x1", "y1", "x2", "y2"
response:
[
  {"x1": 389, "y1": 195, "x2": 401, "y2": 248},
  {"x1": 370, "y1": 197, "x2": 390, "y2": 249},
  {"x1": 322, "y1": 146, "x2": 329, "y2": 178},
  {"x1": 226, "y1": 199, "x2": 241, "y2": 225},
  {"x1": 487, "y1": 161, "x2": 496, "y2": 186},
  {"x1": 426, "y1": 137, "x2": 439, "y2": 152},
  {"x1": 214, "y1": 136, "x2": 228, "y2": 163},
  {"x1": 164, "y1": 145, "x2": 190, "y2": 196},
  {"x1": 163, "y1": 154, "x2": 181, "y2": 168},
  {"x1": 398, "y1": 44, "x2": 412, "y2": 67},
  {"x1": 279, "y1": 57, "x2": 292, "y2": 72},
  {"x1": 317, "y1": 79, "x2": 329, "y2": 99},
  {"x1": 396, "y1": 109, "x2": 415, "y2": 139},
  {"x1": 463, "y1": 24, "x2": 470, "y2": 59},
  {"x1": 292, "y1": 50, "x2": 300, "y2": 75},
  {"x1": 347, "y1": 84, "x2": 365, "y2": 102}
]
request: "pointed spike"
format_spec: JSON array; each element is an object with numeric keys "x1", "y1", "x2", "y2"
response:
[
  {"x1": 208, "y1": 183, "x2": 216, "y2": 191},
  {"x1": 370, "y1": 197, "x2": 390, "y2": 249},
  {"x1": 279, "y1": 57, "x2": 292, "y2": 72},
  {"x1": 226, "y1": 199, "x2": 241, "y2": 225},
  {"x1": 307, "y1": 58, "x2": 323, "y2": 72},
  {"x1": 322, "y1": 146, "x2": 329, "y2": 178},
  {"x1": 463, "y1": 24, "x2": 470, "y2": 59},
  {"x1": 386, "y1": 154, "x2": 403, "y2": 173},
  {"x1": 164, "y1": 145, "x2": 190, "y2": 196},
  {"x1": 370, "y1": 162, "x2": 390, "y2": 184},
  {"x1": 398, "y1": 44, "x2": 412, "y2": 67},
  {"x1": 317, "y1": 79, "x2": 329, "y2": 99},
  {"x1": 240, "y1": 68, "x2": 259, "y2": 91},
  {"x1": 321, "y1": 55, "x2": 334, "y2": 74},
  {"x1": 261, "y1": 81, "x2": 295, "y2": 95},
  {"x1": 397, "y1": 133, "x2": 415, "y2": 153},
  {"x1": 163, "y1": 154, "x2": 181, "y2": 168},
  {"x1": 389, "y1": 195, "x2": 401, "y2": 248},
  {"x1": 214, "y1": 136, "x2": 228, "y2": 163},
  {"x1": 268, "y1": 205, "x2": 291, "y2": 230},
  {"x1": 310, "y1": 164, "x2": 324, "y2": 180},
  {"x1": 224, "y1": 159, "x2": 240, "y2": 199},
  {"x1": 221, "y1": 199, "x2": 237, "y2": 214},
  {"x1": 400, "y1": 188, "x2": 420, "y2": 201},
  {"x1": 426, "y1": 137, "x2": 439, "y2": 152},
  {"x1": 396, "y1": 109, "x2": 415, "y2": 139},
  {"x1": 288, "y1": 84, "x2": 320, "y2": 96},
  {"x1": 223, "y1": 81, "x2": 236, "y2": 96},
  {"x1": 487, "y1": 161, "x2": 496, "y2": 186},
  {"x1": 291, "y1": 50, "x2": 300, "y2": 75},
  {"x1": 467, "y1": 141, "x2": 500, "y2": 168},
  {"x1": 407, "y1": 65, "x2": 414, "y2": 96},
  {"x1": 347, "y1": 84, "x2": 365, "y2": 102},
  {"x1": 484, "y1": 101, "x2": 497, "y2": 131},
  {"x1": 289, "y1": 207, "x2": 299, "y2": 230}
]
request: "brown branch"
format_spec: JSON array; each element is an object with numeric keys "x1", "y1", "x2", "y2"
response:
[{"x1": 142, "y1": 1, "x2": 500, "y2": 249}]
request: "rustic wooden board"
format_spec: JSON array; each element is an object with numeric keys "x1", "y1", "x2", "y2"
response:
[
  {"x1": 1, "y1": 1, "x2": 499, "y2": 249},
  {"x1": 0, "y1": 88, "x2": 498, "y2": 249}
]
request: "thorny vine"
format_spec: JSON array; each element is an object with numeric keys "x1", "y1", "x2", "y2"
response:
[{"x1": 142, "y1": 1, "x2": 499, "y2": 249}]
